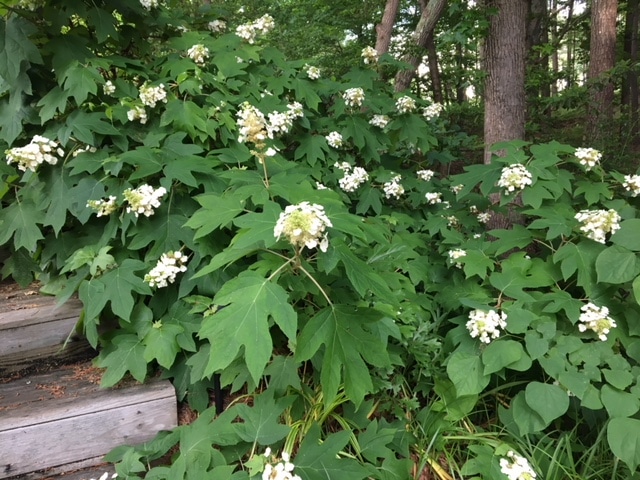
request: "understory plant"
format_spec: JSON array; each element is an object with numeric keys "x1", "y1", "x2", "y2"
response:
[{"x1": 2, "y1": 1, "x2": 640, "y2": 479}]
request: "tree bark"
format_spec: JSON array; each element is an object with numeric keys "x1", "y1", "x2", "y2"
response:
[
  {"x1": 375, "y1": 0, "x2": 401, "y2": 56},
  {"x1": 623, "y1": 0, "x2": 640, "y2": 133},
  {"x1": 483, "y1": 0, "x2": 528, "y2": 164},
  {"x1": 394, "y1": 0, "x2": 448, "y2": 92},
  {"x1": 587, "y1": 0, "x2": 619, "y2": 141},
  {"x1": 426, "y1": 35, "x2": 444, "y2": 103},
  {"x1": 527, "y1": 0, "x2": 550, "y2": 99}
]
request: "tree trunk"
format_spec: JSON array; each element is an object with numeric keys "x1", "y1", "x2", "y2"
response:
[
  {"x1": 527, "y1": 0, "x2": 550, "y2": 99},
  {"x1": 483, "y1": 0, "x2": 528, "y2": 164},
  {"x1": 394, "y1": 0, "x2": 448, "y2": 92},
  {"x1": 375, "y1": 0, "x2": 401, "y2": 56},
  {"x1": 623, "y1": 0, "x2": 640, "y2": 134},
  {"x1": 426, "y1": 35, "x2": 444, "y2": 103},
  {"x1": 587, "y1": 0, "x2": 619, "y2": 141}
]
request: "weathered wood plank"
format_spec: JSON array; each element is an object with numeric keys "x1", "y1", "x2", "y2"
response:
[
  {"x1": 6, "y1": 458, "x2": 115, "y2": 480},
  {"x1": 0, "y1": 364, "x2": 176, "y2": 479}
]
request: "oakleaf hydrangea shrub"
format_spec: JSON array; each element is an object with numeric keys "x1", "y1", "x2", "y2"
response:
[{"x1": 2, "y1": 2, "x2": 640, "y2": 479}]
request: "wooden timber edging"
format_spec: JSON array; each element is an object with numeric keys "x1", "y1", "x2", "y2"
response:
[
  {"x1": 0, "y1": 288, "x2": 91, "y2": 375},
  {"x1": 0, "y1": 363, "x2": 177, "y2": 479}
]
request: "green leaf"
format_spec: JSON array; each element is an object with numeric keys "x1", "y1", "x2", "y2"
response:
[
  {"x1": 296, "y1": 305, "x2": 392, "y2": 407},
  {"x1": 525, "y1": 382, "x2": 569, "y2": 425},
  {"x1": 60, "y1": 110, "x2": 120, "y2": 145},
  {"x1": 0, "y1": 199, "x2": 44, "y2": 252},
  {"x1": 234, "y1": 391, "x2": 292, "y2": 445},
  {"x1": 198, "y1": 271, "x2": 297, "y2": 384},
  {"x1": 596, "y1": 245, "x2": 640, "y2": 284},
  {"x1": 526, "y1": 204, "x2": 576, "y2": 239},
  {"x1": 489, "y1": 255, "x2": 554, "y2": 301},
  {"x1": 611, "y1": 219, "x2": 640, "y2": 251},
  {"x1": 509, "y1": 391, "x2": 547, "y2": 435},
  {"x1": 231, "y1": 201, "x2": 280, "y2": 249},
  {"x1": 143, "y1": 323, "x2": 184, "y2": 369},
  {"x1": 482, "y1": 340, "x2": 529, "y2": 375},
  {"x1": 601, "y1": 384, "x2": 640, "y2": 418},
  {"x1": 185, "y1": 192, "x2": 246, "y2": 239},
  {"x1": 61, "y1": 61, "x2": 101, "y2": 105},
  {"x1": 608, "y1": 417, "x2": 640, "y2": 472},
  {"x1": 553, "y1": 241, "x2": 604, "y2": 294},
  {"x1": 447, "y1": 350, "x2": 490, "y2": 396},
  {"x1": 357, "y1": 419, "x2": 397, "y2": 463},
  {"x1": 462, "y1": 249, "x2": 495, "y2": 279},
  {"x1": 98, "y1": 259, "x2": 151, "y2": 321},
  {"x1": 0, "y1": 16, "x2": 42, "y2": 86},
  {"x1": 95, "y1": 333, "x2": 147, "y2": 386},
  {"x1": 161, "y1": 100, "x2": 208, "y2": 139},
  {"x1": 263, "y1": 355, "x2": 302, "y2": 395},
  {"x1": 42, "y1": 167, "x2": 74, "y2": 235},
  {"x1": 294, "y1": 133, "x2": 329, "y2": 166},
  {"x1": 486, "y1": 225, "x2": 532, "y2": 255},
  {"x1": 295, "y1": 424, "x2": 369, "y2": 480},
  {"x1": 37, "y1": 85, "x2": 70, "y2": 123},
  {"x1": 334, "y1": 241, "x2": 393, "y2": 300}
]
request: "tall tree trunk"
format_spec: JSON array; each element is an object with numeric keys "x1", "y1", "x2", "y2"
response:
[
  {"x1": 426, "y1": 35, "x2": 444, "y2": 103},
  {"x1": 483, "y1": 0, "x2": 528, "y2": 164},
  {"x1": 587, "y1": 0, "x2": 619, "y2": 141},
  {"x1": 394, "y1": 0, "x2": 448, "y2": 92},
  {"x1": 565, "y1": 0, "x2": 575, "y2": 89},
  {"x1": 456, "y1": 42, "x2": 467, "y2": 103},
  {"x1": 623, "y1": 0, "x2": 640, "y2": 135},
  {"x1": 528, "y1": 0, "x2": 550, "y2": 99},
  {"x1": 375, "y1": 0, "x2": 401, "y2": 56}
]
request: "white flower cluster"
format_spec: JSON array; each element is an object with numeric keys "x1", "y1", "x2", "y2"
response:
[
  {"x1": 187, "y1": 44, "x2": 209, "y2": 65},
  {"x1": 450, "y1": 184, "x2": 464, "y2": 194},
  {"x1": 326, "y1": 131, "x2": 343, "y2": 148},
  {"x1": 578, "y1": 302, "x2": 617, "y2": 341},
  {"x1": 575, "y1": 147, "x2": 602, "y2": 171},
  {"x1": 6, "y1": 135, "x2": 64, "y2": 172},
  {"x1": 127, "y1": 105, "x2": 148, "y2": 124},
  {"x1": 139, "y1": 83, "x2": 167, "y2": 108},
  {"x1": 103, "y1": 80, "x2": 116, "y2": 95},
  {"x1": 361, "y1": 46, "x2": 378, "y2": 64},
  {"x1": 497, "y1": 163, "x2": 533, "y2": 194},
  {"x1": 123, "y1": 184, "x2": 167, "y2": 217},
  {"x1": 87, "y1": 196, "x2": 118, "y2": 217},
  {"x1": 448, "y1": 248, "x2": 466, "y2": 268},
  {"x1": 423, "y1": 102, "x2": 444, "y2": 120},
  {"x1": 262, "y1": 449, "x2": 301, "y2": 480},
  {"x1": 139, "y1": 0, "x2": 158, "y2": 9},
  {"x1": 274, "y1": 201, "x2": 332, "y2": 252},
  {"x1": 18, "y1": 0, "x2": 45, "y2": 10},
  {"x1": 235, "y1": 14, "x2": 275, "y2": 44},
  {"x1": 477, "y1": 211, "x2": 492, "y2": 224},
  {"x1": 207, "y1": 20, "x2": 226, "y2": 33},
  {"x1": 574, "y1": 208, "x2": 620, "y2": 243},
  {"x1": 383, "y1": 174, "x2": 405, "y2": 199},
  {"x1": 466, "y1": 309, "x2": 507, "y2": 344},
  {"x1": 304, "y1": 64, "x2": 321, "y2": 80},
  {"x1": 425, "y1": 192, "x2": 442, "y2": 204},
  {"x1": 417, "y1": 169, "x2": 435, "y2": 181},
  {"x1": 335, "y1": 163, "x2": 369, "y2": 192},
  {"x1": 499, "y1": 451, "x2": 537, "y2": 480},
  {"x1": 144, "y1": 251, "x2": 188, "y2": 288},
  {"x1": 623, "y1": 174, "x2": 640, "y2": 196},
  {"x1": 237, "y1": 103, "x2": 269, "y2": 145},
  {"x1": 369, "y1": 114, "x2": 390, "y2": 128},
  {"x1": 396, "y1": 96, "x2": 416, "y2": 114},
  {"x1": 267, "y1": 102, "x2": 304, "y2": 137},
  {"x1": 72, "y1": 144, "x2": 97, "y2": 158},
  {"x1": 342, "y1": 87, "x2": 365, "y2": 108}
]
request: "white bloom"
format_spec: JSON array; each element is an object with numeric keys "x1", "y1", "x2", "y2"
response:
[
  {"x1": 342, "y1": 87, "x2": 365, "y2": 108},
  {"x1": 578, "y1": 302, "x2": 617, "y2": 341},
  {"x1": 316, "y1": 182, "x2": 328, "y2": 190},
  {"x1": 623, "y1": 174, "x2": 640, "y2": 196},
  {"x1": 361, "y1": 46, "x2": 378, "y2": 64},
  {"x1": 237, "y1": 102, "x2": 269, "y2": 144},
  {"x1": 103, "y1": 80, "x2": 116, "y2": 95},
  {"x1": 466, "y1": 309, "x2": 507, "y2": 344},
  {"x1": 423, "y1": 103, "x2": 444, "y2": 120},
  {"x1": 339, "y1": 166, "x2": 369, "y2": 192},
  {"x1": 334, "y1": 161, "x2": 352, "y2": 171},
  {"x1": 144, "y1": 251, "x2": 188, "y2": 288},
  {"x1": 446, "y1": 215, "x2": 458, "y2": 227},
  {"x1": 326, "y1": 131, "x2": 343, "y2": 148},
  {"x1": 235, "y1": 14, "x2": 274, "y2": 43},
  {"x1": 450, "y1": 184, "x2": 464, "y2": 194},
  {"x1": 187, "y1": 44, "x2": 209, "y2": 64},
  {"x1": 139, "y1": 0, "x2": 158, "y2": 9},
  {"x1": 497, "y1": 164, "x2": 533, "y2": 194},
  {"x1": 425, "y1": 192, "x2": 442, "y2": 204},
  {"x1": 5, "y1": 135, "x2": 64, "y2": 172},
  {"x1": 417, "y1": 169, "x2": 435, "y2": 181},
  {"x1": 87, "y1": 196, "x2": 118, "y2": 217},
  {"x1": 127, "y1": 105, "x2": 148, "y2": 124},
  {"x1": 417, "y1": 62, "x2": 429, "y2": 79},
  {"x1": 447, "y1": 248, "x2": 466, "y2": 268},
  {"x1": 369, "y1": 114, "x2": 390, "y2": 128},
  {"x1": 499, "y1": 450, "x2": 537, "y2": 480},
  {"x1": 396, "y1": 96, "x2": 416, "y2": 114},
  {"x1": 72, "y1": 144, "x2": 97, "y2": 157},
  {"x1": 477, "y1": 212, "x2": 492, "y2": 224},
  {"x1": 123, "y1": 184, "x2": 167, "y2": 217},
  {"x1": 274, "y1": 202, "x2": 332, "y2": 252},
  {"x1": 304, "y1": 64, "x2": 321, "y2": 80},
  {"x1": 207, "y1": 20, "x2": 226, "y2": 33},
  {"x1": 261, "y1": 449, "x2": 301, "y2": 480},
  {"x1": 383, "y1": 174, "x2": 405, "y2": 199},
  {"x1": 574, "y1": 209, "x2": 620, "y2": 243},
  {"x1": 139, "y1": 83, "x2": 168, "y2": 108},
  {"x1": 575, "y1": 147, "x2": 602, "y2": 171}
]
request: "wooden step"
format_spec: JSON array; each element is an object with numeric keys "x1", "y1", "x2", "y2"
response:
[
  {"x1": 0, "y1": 363, "x2": 177, "y2": 479},
  {"x1": 0, "y1": 284, "x2": 91, "y2": 375}
]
